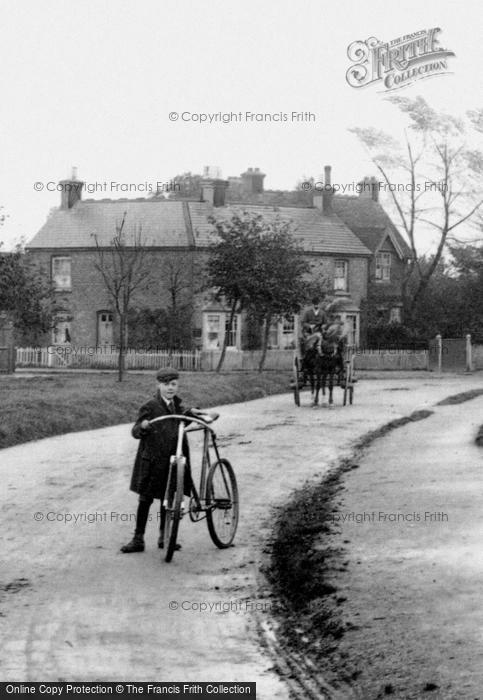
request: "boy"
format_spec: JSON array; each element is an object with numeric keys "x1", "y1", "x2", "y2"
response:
[{"x1": 121, "y1": 367, "x2": 206, "y2": 553}]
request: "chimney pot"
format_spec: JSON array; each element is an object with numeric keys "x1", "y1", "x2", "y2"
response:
[
  {"x1": 322, "y1": 166, "x2": 333, "y2": 215},
  {"x1": 241, "y1": 167, "x2": 266, "y2": 195},
  {"x1": 358, "y1": 175, "x2": 379, "y2": 202},
  {"x1": 201, "y1": 178, "x2": 229, "y2": 207},
  {"x1": 59, "y1": 170, "x2": 84, "y2": 209}
]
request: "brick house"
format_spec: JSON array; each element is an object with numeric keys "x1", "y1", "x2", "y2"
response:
[
  {"x1": 26, "y1": 167, "x2": 397, "y2": 352},
  {"x1": 332, "y1": 176, "x2": 412, "y2": 329}
]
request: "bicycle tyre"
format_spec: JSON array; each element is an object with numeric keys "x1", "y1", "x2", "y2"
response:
[
  {"x1": 164, "y1": 458, "x2": 184, "y2": 562},
  {"x1": 206, "y1": 459, "x2": 239, "y2": 548}
]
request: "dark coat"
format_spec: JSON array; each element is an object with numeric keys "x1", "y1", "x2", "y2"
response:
[
  {"x1": 129, "y1": 392, "x2": 192, "y2": 499},
  {"x1": 302, "y1": 307, "x2": 327, "y2": 333}
]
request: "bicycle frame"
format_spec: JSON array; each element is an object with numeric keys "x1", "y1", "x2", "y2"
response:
[{"x1": 148, "y1": 414, "x2": 221, "y2": 515}]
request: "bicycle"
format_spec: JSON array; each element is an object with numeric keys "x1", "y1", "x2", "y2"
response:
[{"x1": 148, "y1": 412, "x2": 239, "y2": 562}]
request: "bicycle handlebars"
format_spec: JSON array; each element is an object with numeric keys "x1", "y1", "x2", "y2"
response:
[{"x1": 148, "y1": 413, "x2": 219, "y2": 434}]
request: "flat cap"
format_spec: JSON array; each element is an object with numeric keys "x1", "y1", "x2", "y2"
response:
[{"x1": 156, "y1": 366, "x2": 179, "y2": 382}]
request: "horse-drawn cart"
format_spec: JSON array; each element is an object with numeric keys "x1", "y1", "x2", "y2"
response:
[{"x1": 292, "y1": 326, "x2": 356, "y2": 407}]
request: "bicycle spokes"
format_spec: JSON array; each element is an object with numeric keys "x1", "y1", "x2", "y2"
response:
[{"x1": 206, "y1": 459, "x2": 239, "y2": 548}]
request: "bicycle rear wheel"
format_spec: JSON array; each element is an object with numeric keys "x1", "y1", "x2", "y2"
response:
[
  {"x1": 163, "y1": 457, "x2": 184, "y2": 562},
  {"x1": 206, "y1": 459, "x2": 239, "y2": 548}
]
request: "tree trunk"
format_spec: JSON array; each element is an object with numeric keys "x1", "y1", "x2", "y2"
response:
[
  {"x1": 118, "y1": 313, "x2": 126, "y2": 382},
  {"x1": 258, "y1": 314, "x2": 272, "y2": 372},
  {"x1": 216, "y1": 298, "x2": 237, "y2": 373}
]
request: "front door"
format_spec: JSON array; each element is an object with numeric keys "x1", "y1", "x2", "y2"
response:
[{"x1": 98, "y1": 312, "x2": 114, "y2": 346}]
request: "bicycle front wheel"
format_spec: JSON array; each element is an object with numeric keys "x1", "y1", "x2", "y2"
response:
[
  {"x1": 206, "y1": 459, "x2": 239, "y2": 548},
  {"x1": 163, "y1": 458, "x2": 184, "y2": 562}
]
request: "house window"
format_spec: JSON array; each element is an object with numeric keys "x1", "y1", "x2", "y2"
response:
[
  {"x1": 203, "y1": 312, "x2": 241, "y2": 350},
  {"x1": 376, "y1": 253, "x2": 391, "y2": 282},
  {"x1": 52, "y1": 257, "x2": 71, "y2": 291},
  {"x1": 268, "y1": 321, "x2": 279, "y2": 349},
  {"x1": 281, "y1": 315, "x2": 296, "y2": 349},
  {"x1": 205, "y1": 314, "x2": 222, "y2": 350},
  {"x1": 344, "y1": 314, "x2": 359, "y2": 347},
  {"x1": 334, "y1": 260, "x2": 348, "y2": 291},
  {"x1": 389, "y1": 307, "x2": 401, "y2": 323},
  {"x1": 266, "y1": 315, "x2": 297, "y2": 349},
  {"x1": 225, "y1": 314, "x2": 238, "y2": 348}
]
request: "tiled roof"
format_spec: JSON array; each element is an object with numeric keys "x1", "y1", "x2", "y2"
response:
[
  {"x1": 27, "y1": 200, "x2": 190, "y2": 248},
  {"x1": 27, "y1": 198, "x2": 372, "y2": 257},
  {"x1": 188, "y1": 203, "x2": 371, "y2": 256},
  {"x1": 332, "y1": 196, "x2": 411, "y2": 258}
]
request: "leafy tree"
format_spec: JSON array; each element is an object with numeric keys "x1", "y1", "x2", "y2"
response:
[
  {"x1": 206, "y1": 211, "x2": 311, "y2": 372},
  {"x1": 206, "y1": 211, "x2": 266, "y2": 371},
  {"x1": 127, "y1": 307, "x2": 170, "y2": 348},
  {"x1": 162, "y1": 172, "x2": 203, "y2": 200},
  {"x1": 92, "y1": 213, "x2": 155, "y2": 381},
  {"x1": 448, "y1": 242, "x2": 483, "y2": 337},
  {"x1": 0, "y1": 243, "x2": 53, "y2": 343},
  {"x1": 243, "y1": 224, "x2": 310, "y2": 371},
  {"x1": 350, "y1": 96, "x2": 483, "y2": 318}
]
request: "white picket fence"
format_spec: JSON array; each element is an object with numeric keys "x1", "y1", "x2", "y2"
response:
[
  {"x1": 15, "y1": 346, "x2": 434, "y2": 372},
  {"x1": 15, "y1": 347, "x2": 202, "y2": 371}
]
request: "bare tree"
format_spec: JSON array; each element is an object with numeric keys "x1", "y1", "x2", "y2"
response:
[
  {"x1": 350, "y1": 96, "x2": 483, "y2": 318},
  {"x1": 162, "y1": 253, "x2": 195, "y2": 350},
  {"x1": 92, "y1": 213, "x2": 154, "y2": 381}
]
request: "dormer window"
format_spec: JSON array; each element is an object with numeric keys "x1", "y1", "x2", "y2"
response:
[
  {"x1": 52, "y1": 256, "x2": 71, "y2": 291},
  {"x1": 375, "y1": 252, "x2": 391, "y2": 282}
]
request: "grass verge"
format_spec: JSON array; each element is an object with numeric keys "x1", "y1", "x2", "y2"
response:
[
  {"x1": 0, "y1": 371, "x2": 291, "y2": 450},
  {"x1": 264, "y1": 409, "x2": 434, "y2": 688},
  {"x1": 436, "y1": 388, "x2": 483, "y2": 405}
]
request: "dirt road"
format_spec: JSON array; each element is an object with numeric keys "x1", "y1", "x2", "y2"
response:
[{"x1": 1, "y1": 375, "x2": 481, "y2": 697}]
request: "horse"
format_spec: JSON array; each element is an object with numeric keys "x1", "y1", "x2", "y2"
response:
[{"x1": 301, "y1": 336, "x2": 345, "y2": 406}]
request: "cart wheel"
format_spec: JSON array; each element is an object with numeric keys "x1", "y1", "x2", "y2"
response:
[{"x1": 293, "y1": 357, "x2": 301, "y2": 406}]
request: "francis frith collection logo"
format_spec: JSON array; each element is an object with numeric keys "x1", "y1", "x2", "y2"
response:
[{"x1": 346, "y1": 28, "x2": 455, "y2": 91}]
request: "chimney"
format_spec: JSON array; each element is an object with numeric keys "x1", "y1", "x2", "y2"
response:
[
  {"x1": 201, "y1": 178, "x2": 229, "y2": 207},
  {"x1": 322, "y1": 164, "x2": 333, "y2": 215},
  {"x1": 358, "y1": 175, "x2": 380, "y2": 202},
  {"x1": 241, "y1": 167, "x2": 266, "y2": 195},
  {"x1": 59, "y1": 166, "x2": 84, "y2": 209}
]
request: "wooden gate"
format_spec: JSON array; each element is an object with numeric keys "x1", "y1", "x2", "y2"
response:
[{"x1": 428, "y1": 337, "x2": 468, "y2": 372}]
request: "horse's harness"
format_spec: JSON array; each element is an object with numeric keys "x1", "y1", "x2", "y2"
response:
[{"x1": 304, "y1": 323, "x2": 339, "y2": 357}]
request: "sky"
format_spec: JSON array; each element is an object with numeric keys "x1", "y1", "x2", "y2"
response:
[{"x1": 0, "y1": 0, "x2": 482, "y2": 251}]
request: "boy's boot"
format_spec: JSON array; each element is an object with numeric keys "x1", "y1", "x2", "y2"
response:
[
  {"x1": 120, "y1": 496, "x2": 151, "y2": 552},
  {"x1": 120, "y1": 532, "x2": 145, "y2": 553}
]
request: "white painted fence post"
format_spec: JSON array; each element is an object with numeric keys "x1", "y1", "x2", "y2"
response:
[
  {"x1": 466, "y1": 334, "x2": 473, "y2": 372},
  {"x1": 436, "y1": 334, "x2": 442, "y2": 373}
]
